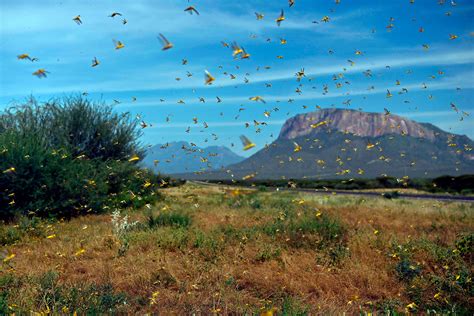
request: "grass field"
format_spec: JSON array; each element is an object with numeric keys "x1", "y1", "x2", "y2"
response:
[{"x1": 1, "y1": 183, "x2": 473, "y2": 314}]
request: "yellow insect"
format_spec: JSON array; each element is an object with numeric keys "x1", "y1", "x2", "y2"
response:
[
  {"x1": 242, "y1": 173, "x2": 256, "y2": 180},
  {"x1": 240, "y1": 135, "x2": 256, "y2": 151},
  {"x1": 255, "y1": 12, "x2": 264, "y2": 20},
  {"x1": 32, "y1": 69, "x2": 49, "y2": 78},
  {"x1": 249, "y1": 96, "x2": 266, "y2": 103},
  {"x1": 3, "y1": 167, "x2": 15, "y2": 174},
  {"x1": 72, "y1": 15, "x2": 82, "y2": 25},
  {"x1": 406, "y1": 302, "x2": 417, "y2": 311},
  {"x1": 113, "y1": 39, "x2": 125, "y2": 50},
  {"x1": 204, "y1": 70, "x2": 215, "y2": 85},
  {"x1": 276, "y1": 9, "x2": 285, "y2": 26},
  {"x1": 158, "y1": 33, "x2": 173, "y2": 50},
  {"x1": 149, "y1": 291, "x2": 160, "y2": 305},
  {"x1": 128, "y1": 155, "x2": 140, "y2": 162},
  {"x1": 17, "y1": 53, "x2": 36, "y2": 61},
  {"x1": 240, "y1": 47, "x2": 250, "y2": 59},
  {"x1": 310, "y1": 121, "x2": 327, "y2": 128},
  {"x1": 3, "y1": 253, "x2": 15, "y2": 263},
  {"x1": 293, "y1": 142, "x2": 302, "y2": 152},
  {"x1": 91, "y1": 57, "x2": 100, "y2": 67},
  {"x1": 184, "y1": 6, "x2": 200, "y2": 15},
  {"x1": 75, "y1": 248, "x2": 86, "y2": 256},
  {"x1": 231, "y1": 42, "x2": 243, "y2": 57}
]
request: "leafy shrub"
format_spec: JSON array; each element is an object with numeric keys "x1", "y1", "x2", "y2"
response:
[
  {"x1": 256, "y1": 244, "x2": 281, "y2": 262},
  {"x1": 395, "y1": 259, "x2": 421, "y2": 282},
  {"x1": 455, "y1": 233, "x2": 473, "y2": 261},
  {"x1": 0, "y1": 96, "x2": 161, "y2": 220},
  {"x1": 0, "y1": 97, "x2": 143, "y2": 161}
]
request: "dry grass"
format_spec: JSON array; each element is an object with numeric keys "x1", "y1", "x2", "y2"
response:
[{"x1": 0, "y1": 183, "x2": 473, "y2": 314}]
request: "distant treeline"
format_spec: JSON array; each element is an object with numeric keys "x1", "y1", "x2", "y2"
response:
[{"x1": 206, "y1": 175, "x2": 474, "y2": 195}]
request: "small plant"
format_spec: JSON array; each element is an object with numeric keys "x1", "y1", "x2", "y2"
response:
[
  {"x1": 0, "y1": 225, "x2": 22, "y2": 246},
  {"x1": 147, "y1": 211, "x2": 191, "y2": 228},
  {"x1": 0, "y1": 274, "x2": 21, "y2": 314},
  {"x1": 155, "y1": 227, "x2": 189, "y2": 250},
  {"x1": 193, "y1": 230, "x2": 224, "y2": 261},
  {"x1": 256, "y1": 244, "x2": 281, "y2": 262},
  {"x1": 375, "y1": 298, "x2": 402, "y2": 314},
  {"x1": 395, "y1": 258, "x2": 421, "y2": 282},
  {"x1": 111, "y1": 210, "x2": 138, "y2": 256},
  {"x1": 280, "y1": 297, "x2": 309, "y2": 315}
]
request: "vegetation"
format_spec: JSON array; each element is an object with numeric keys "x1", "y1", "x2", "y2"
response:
[
  {"x1": 209, "y1": 174, "x2": 474, "y2": 195},
  {"x1": 0, "y1": 183, "x2": 472, "y2": 314},
  {"x1": 0, "y1": 97, "x2": 164, "y2": 220},
  {"x1": 0, "y1": 97, "x2": 472, "y2": 313}
]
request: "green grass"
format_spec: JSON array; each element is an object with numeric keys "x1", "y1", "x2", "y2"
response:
[
  {"x1": 0, "y1": 271, "x2": 128, "y2": 314},
  {"x1": 147, "y1": 211, "x2": 192, "y2": 228},
  {"x1": 0, "y1": 184, "x2": 472, "y2": 314}
]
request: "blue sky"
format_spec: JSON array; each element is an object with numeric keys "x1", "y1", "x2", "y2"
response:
[{"x1": 1, "y1": 0, "x2": 473, "y2": 157}]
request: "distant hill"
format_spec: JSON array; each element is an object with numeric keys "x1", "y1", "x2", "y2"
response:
[
  {"x1": 179, "y1": 108, "x2": 474, "y2": 180},
  {"x1": 142, "y1": 141, "x2": 244, "y2": 174}
]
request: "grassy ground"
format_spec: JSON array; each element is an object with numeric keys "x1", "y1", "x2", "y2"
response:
[{"x1": 0, "y1": 183, "x2": 473, "y2": 314}]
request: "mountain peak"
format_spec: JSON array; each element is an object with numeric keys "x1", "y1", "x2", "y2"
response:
[
  {"x1": 143, "y1": 142, "x2": 244, "y2": 175},
  {"x1": 279, "y1": 108, "x2": 437, "y2": 141}
]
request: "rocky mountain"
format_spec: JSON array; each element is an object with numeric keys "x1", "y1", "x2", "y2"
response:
[
  {"x1": 142, "y1": 141, "x2": 244, "y2": 174},
  {"x1": 279, "y1": 108, "x2": 438, "y2": 141},
  {"x1": 181, "y1": 109, "x2": 474, "y2": 180}
]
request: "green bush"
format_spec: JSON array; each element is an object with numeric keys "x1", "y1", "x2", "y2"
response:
[
  {"x1": 147, "y1": 211, "x2": 191, "y2": 228},
  {"x1": 0, "y1": 97, "x2": 143, "y2": 161},
  {"x1": 0, "y1": 96, "x2": 160, "y2": 220}
]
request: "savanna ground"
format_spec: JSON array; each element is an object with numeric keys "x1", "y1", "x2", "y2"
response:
[{"x1": 0, "y1": 183, "x2": 473, "y2": 314}]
